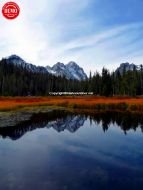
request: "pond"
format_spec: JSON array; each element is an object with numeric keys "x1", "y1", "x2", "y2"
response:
[{"x1": 0, "y1": 109, "x2": 143, "y2": 190}]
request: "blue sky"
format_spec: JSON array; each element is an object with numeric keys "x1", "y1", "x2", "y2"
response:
[{"x1": 0, "y1": 0, "x2": 143, "y2": 74}]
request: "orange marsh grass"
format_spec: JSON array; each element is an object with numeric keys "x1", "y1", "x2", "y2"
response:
[{"x1": 0, "y1": 96, "x2": 143, "y2": 112}]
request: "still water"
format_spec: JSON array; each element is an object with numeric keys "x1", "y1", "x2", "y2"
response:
[{"x1": 0, "y1": 110, "x2": 143, "y2": 190}]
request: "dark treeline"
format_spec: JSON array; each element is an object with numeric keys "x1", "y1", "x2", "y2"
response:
[
  {"x1": 90, "y1": 66, "x2": 143, "y2": 96},
  {"x1": 0, "y1": 58, "x2": 143, "y2": 96},
  {"x1": 0, "y1": 59, "x2": 85, "y2": 96}
]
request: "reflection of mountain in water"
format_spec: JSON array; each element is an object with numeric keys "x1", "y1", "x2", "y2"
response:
[
  {"x1": 47, "y1": 115, "x2": 85, "y2": 133},
  {"x1": 0, "y1": 110, "x2": 143, "y2": 140},
  {"x1": 0, "y1": 110, "x2": 86, "y2": 140}
]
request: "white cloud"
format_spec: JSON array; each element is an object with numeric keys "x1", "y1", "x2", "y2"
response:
[{"x1": 0, "y1": 0, "x2": 143, "y2": 75}]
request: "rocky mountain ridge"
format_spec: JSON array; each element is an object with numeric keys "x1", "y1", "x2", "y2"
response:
[{"x1": 4, "y1": 55, "x2": 87, "y2": 80}]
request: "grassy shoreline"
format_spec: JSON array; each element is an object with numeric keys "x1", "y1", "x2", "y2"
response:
[{"x1": 1, "y1": 96, "x2": 143, "y2": 112}]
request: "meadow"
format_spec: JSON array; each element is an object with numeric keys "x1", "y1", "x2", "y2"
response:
[{"x1": 1, "y1": 96, "x2": 143, "y2": 112}]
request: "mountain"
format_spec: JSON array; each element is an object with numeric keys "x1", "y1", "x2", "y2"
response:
[
  {"x1": 4, "y1": 55, "x2": 87, "y2": 80},
  {"x1": 116, "y1": 62, "x2": 141, "y2": 74},
  {"x1": 46, "y1": 61, "x2": 87, "y2": 80},
  {"x1": 66, "y1": 61, "x2": 87, "y2": 80},
  {"x1": 6, "y1": 55, "x2": 48, "y2": 74}
]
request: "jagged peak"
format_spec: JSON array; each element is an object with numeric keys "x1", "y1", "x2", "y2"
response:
[
  {"x1": 120, "y1": 62, "x2": 130, "y2": 66},
  {"x1": 53, "y1": 62, "x2": 65, "y2": 67},
  {"x1": 7, "y1": 54, "x2": 24, "y2": 61},
  {"x1": 3, "y1": 54, "x2": 88, "y2": 80},
  {"x1": 66, "y1": 61, "x2": 79, "y2": 67}
]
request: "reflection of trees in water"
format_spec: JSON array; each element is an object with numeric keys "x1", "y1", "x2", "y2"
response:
[
  {"x1": 0, "y1": 110, "x2": 85, "y2": 140},
  {"x1": 87, "y1": 112, "x2": 143, "y2": 134},
  {"x1": 0, "y1": 110, "x2": 143, "y2": 140}
]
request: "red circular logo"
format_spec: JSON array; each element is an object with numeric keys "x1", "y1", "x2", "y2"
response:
[{"x1": 2, "y1": 2, "x2": 20, "y2": 20}]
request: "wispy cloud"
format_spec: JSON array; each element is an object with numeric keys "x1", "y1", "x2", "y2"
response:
[{"x1": 0, "y1": 0, "x2": 143, "y2": 74}]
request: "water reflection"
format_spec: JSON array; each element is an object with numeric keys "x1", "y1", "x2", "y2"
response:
[
  {"x1": 88, "y1": 111, "x2": 143, "y2": 134},
  {"x1": 0, "y1": 110, "x2": 143, "y2": 140},
  {"x1": 0, "y1": 110, "x2": 143, "y2": 190}
]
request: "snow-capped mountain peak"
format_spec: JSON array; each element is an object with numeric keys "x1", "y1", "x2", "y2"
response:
[
  {"x1": 7, "y1": 54, "x2": 26, "y2": 65},
  {"x1": 4, "y1": 55, "x2": 88, "y2": 80},
  {"x1": 47, "y1": 61, "x2": 87, "y2": 80},
  {"x1": 52, "y1": 62, "x2": 66, "y2": 72},
  {"x1": 66, "y1": 61, "x2": 78, "y2": 67},
  {"x1": 66, "y1": 61, "x2": 87, "y2": 80},
  {"x1": 116, "y1": 62, "x2": 140, "y2": 74},
  {"x1": 6, "y1": 54, "x2": 47, "y2": 74}
]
